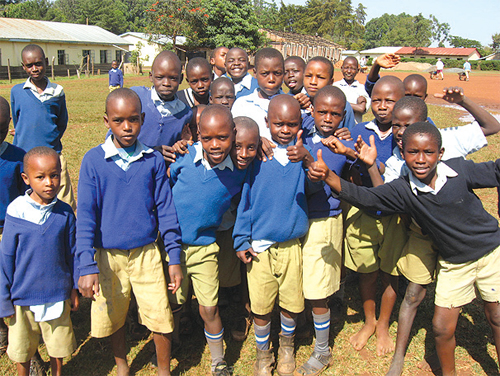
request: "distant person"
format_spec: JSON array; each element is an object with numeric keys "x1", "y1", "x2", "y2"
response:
[
  {"x1": 436, "y1": 58, "x2": 444, "y2": 80},
  {"x1": 108, "y1": 60, "x2": 123, "y2": 92},
  {"x1": 463, "y1": 60, "x2": 471, "y2": 81}
]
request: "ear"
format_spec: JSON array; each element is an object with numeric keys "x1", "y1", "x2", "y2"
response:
[
  {"x1": 149, "y1": 71, "x2": 153, "y2": 82},
  {"x1": 265, "y1": 116, "x2": 269, "y2": 129},
  {"x1": 253, "y1": 67, "x2": 257, "y2": 76},
  {"x1": 21, "y1": 172, "x2": 30, "y2": 187},
  {"x1": 103, "y1": 114, "x2": 110, "y2": 129},
  {"x1": 141, "y1": 112, "x2": 145, "y2": 125},
  {"x1": 438, "y1": 147, "x2": 445, "y2": 161}
]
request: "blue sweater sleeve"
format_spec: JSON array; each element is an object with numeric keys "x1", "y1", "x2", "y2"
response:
[
  {"x1": 342, "y1": 102, "x2": 356, "y2": 130},
  {"x1": 76, "y1": 152, "x2": 100, "y2": 276},
  {"x1": 66, "y1": 211, "x2": 79, "y2": 288},
  {"x1": 154, "y1": 156, "x2": 182, "y2": 265},
  {"x1": 0, "y1": 219, "x2": 17, "y2": 317},
  {"x1": 233, "y1": 170, "x2": 253, "y2": 253},
  {"x1": 120, "y1": 70, "x2": 123, "y2": 87},
  {"x1": 364, "y1": 75, "x2": 379, "y2": 97},
  {"x1": 57, "y1": 93, "x2": 68, "y2": 138}
]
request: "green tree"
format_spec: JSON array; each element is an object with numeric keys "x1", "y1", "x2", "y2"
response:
[
  {"x1": 449, "y1": 35, "x2": 482, "y2": 49},
  {"x1": 253, "y1": 0, "x2": 279, "y2": 29},
  {"x1": 4, "y1": 0, "x2": 55, "y2": 20},
  {"x1": 274, "y1": 1, "x2": 306, "y2": 33},
  {"x1": 429, "y1": 14, "x2": 450, "y2": 47},
  {"x1": 492, "y1": 33, "x2": 500, "y2": 52}
]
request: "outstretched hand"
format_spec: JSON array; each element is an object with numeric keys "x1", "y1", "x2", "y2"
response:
[
  {"x1": 355, "y1": 135, "x2": 377, "y2": 167},
  {"x1": 321, "y1": 135, "x2": 347, "y2": 155},
  {"x1": 434, "y1": 86, "x2": 464, "y2": 105},
  {"x1": 375, "y1": 53, "x2": 401, "y2": 69}
]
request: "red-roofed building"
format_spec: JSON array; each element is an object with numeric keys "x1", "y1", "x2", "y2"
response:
[{"x1": 395, "y1": 47, "x2": 481, "y2": 61}]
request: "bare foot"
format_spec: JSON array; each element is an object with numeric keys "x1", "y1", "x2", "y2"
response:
[
  {"x1": 350, "y1": 322, "x2": 376, "y2": 351},
  {"x1": 116, "y1": 363, "x2": 130, "y2": 376},
  {"x1": 386, "y1": 355, "x2": 404, "y2": 376},
  {"x1": 376, "y1": 326, "x2": 394, "y2": 356},
  {"x1": 417, "y1": 352, "x2": 441, "y2": 372}
]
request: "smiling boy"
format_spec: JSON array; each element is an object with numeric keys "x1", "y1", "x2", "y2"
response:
[{"x1": 224, "y1": 47, "x2": 258, "y2": 99}]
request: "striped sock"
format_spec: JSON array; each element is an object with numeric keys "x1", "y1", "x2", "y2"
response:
[
  {"x1": 280, "y1": 312, "x2": 297, "y2": 337},
  {"x1": 205, "y1": 328, "x2": 224, "y2": 370},
  {"x1": 254, "y1": 321, "x2": 271, "y2": 351},
  {"x1": 313, "y1": 310, "x2": 330, "y2": 355}
]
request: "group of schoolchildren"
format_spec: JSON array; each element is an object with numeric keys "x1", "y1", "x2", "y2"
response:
[{"x1": 0, "y1": 42, "x2": 499, "y2": 376}]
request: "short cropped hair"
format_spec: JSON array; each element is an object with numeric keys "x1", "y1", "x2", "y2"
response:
[
  {"x1": 403, "y1": 74, "x2": 428, "y2": 91},
  {"x1": 199, "y1": 104, "x2": 234, "y2": 131},
  {"x1": 373, "y1": 75, "x2": 405, "y2": 97},
  {"x1": 211, "y1": 77, "x2": 235, "y2": 92},
  {"x1": 105, "y1": 88, "x2": 142, "y2": 113},
  {"x1": 343, "y1": 56, "x2": 359, "y2": 67},
  {"x1": 186, "y1": 57, "x2": 212, "y2": 76},
  {"x1": 24, "y1": 146, "x2": 60, "y2": 172},
  {"x1": 285, "y1": 56, "x2": 306, "y2": 70},
  {"x1": 402, "y1": 122, "x2": 442, "y2": 151},
  {"x1": 234, "y1": 116, "x2": 259, "y2": 136},
  {"x1": 21, "y1": 44, "x2": 45, "y2": 60},
  {"x1": 394, "y1": 97, "x2": 428, "y2": 122},
  {"x1": 254, "y1": 48, "x2": 284, "y2": 70},
  {"x1": 210, "y1": 46, "x2": 227, "y2": 60},
  {"x1": 313, "y1": 86, "x2": 346, "y2": 107},
  {"x1": 152, "y1": 51, "x2": 182, "y2": 74},
  {"x1": 307, "y1": 56, "x2": 334, "y2": 80}
]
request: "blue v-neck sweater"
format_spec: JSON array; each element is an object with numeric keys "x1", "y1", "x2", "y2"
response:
[
  {"x1": 132, "y1": 86, "x2": 193, "y2": 148},
  {"x1": 0, "y1": 143, "x2": 26, "y2": 228},
  {"x1": 233, "y1": 158, "x2": 310, "y2": 253},
  {"x1": 76, "y1": 146, "x2": 181, "y2": 276},
  {"x1": 0, "y1": 201, "x2": 77, "y2": 317},
  {"x1": 170, "y1": 144, "x2": 247, "y2": 246},
  {"x1": 11, "y1": 84, "x2": 68, "y2": 153}
]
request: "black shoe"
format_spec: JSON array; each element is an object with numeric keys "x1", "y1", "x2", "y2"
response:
[{"x1": 212, "y1": 361, "x2": 232, "y2": 375}]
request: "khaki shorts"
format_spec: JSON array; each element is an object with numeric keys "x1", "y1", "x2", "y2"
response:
[
  {"x1": 302, "y1": 216, "x2": 343, "y2": 300},
  {"x1": 247, "y1": 239, "x2": 304, "y2": 315},
  {"x1": 58, "y1": 153, "x2": 76, "y2": 212},
  {"x1": 169, "y1": 242, "x2": 220, "y2": 307},
  {"x1": 397, "y1": 221, "x2": 437, "y2": 285},
  {"x1": 92, "y1": 242, "x2": 174, "y2": 338},
  {"x1": 109, "y1": 85, "x2": 120, "y2": 92},
  {"x1": 216, "y1": 229, "x2": 241, "y2": 288},
  {"x1": 344, "y1": 206, "x2": 407, "y2": 276},
  {"x1": 7, "y1": 301, "x2": 76, "y2": 363},
  {"x1": 435, "y1": 245, "x2": 500, "y2": 308}
]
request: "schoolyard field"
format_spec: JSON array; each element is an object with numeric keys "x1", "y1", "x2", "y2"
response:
[{"x1": 0, "y1": 69, "x2": 499, "y2": 375}]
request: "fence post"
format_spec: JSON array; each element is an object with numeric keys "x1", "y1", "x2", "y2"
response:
[
  {"x1": 7, "y1": 59, "x2": 11, "y2": 83},
  {"x1": 51, "y1": 56, "x2": 55, "y2": 80}
]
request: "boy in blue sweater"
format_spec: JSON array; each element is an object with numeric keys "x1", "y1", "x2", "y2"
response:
[
  {"x1": 169, "y1": 105, "x2": 247, "y2": 376},
  {"x1": 344, "y1": 76, "x2": 408, "y2": 357},
  {"x1": 233, "y1": 94, "x2": 315, "y2": 376},
  {"x1": 77, "y1": 89, "x2": 182, "y2": 376},
  {"x1": 131, "y1": 51, "x2": 193, "y2": 164},
  {"x1": 0, "y1": 146, "x2": 79, "y2": 376},
  {"x1": 11, "y1": 44, "x2": 75, "y2": 211},
  {"x1": 295, "y1": 86, "x2": 355, "y2": 376},
  {"x1": 108, "y1": 60, "x2": 123, "y2": 92},
  {"x1": 224, "y1": 47, "x2": 258, "y2": 99},
  {"x1": 312, "y1": 121, "x2": 500, "y2": 376}
]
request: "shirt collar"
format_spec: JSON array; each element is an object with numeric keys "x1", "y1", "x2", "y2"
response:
[
  {"x1": 337, "y1": 78, "x2": 360, "y2": 87},
  {"x1": 192, "y1": 142, "x2": 234, "y2": 171},
  {"x1": 365, "y1": 120, "x2": 392, "y2": 140},
  {"x1": 309, "y1": 126, "x2": 325, "y2": 144},
  {"x1": 273, "y1": 140, "x2": 295, "y2": 166},
  {"x1": 102, "y1": 135, "x2": 153, "y2": 161},
  {"x1": 23, "y1": 77, "x2": 56, "y2": 96},
  {"x1": 150, "y1": 88, "x2": 185, "y2": 116},
  {"x1": 409, "y1": 162, "x2": 457, "y2": 195},
  {"x1": 0, "y1": 141, "x2": 8, "y2": 157},
  {"x1": 240, "y1": 72, "x2": 254, "y2": 90}
]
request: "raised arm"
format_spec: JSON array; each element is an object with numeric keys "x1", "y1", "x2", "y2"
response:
[
  {"x1": 365, "y1": 54, "x2": 401, "y2": 96},
  {"x1": 434, "y1": 87, "x2": 500, "y2": 136}
]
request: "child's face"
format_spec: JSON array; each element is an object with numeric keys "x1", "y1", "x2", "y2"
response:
[
  {"x1": 104, "y1": 97, "x2": 143, "y2": 149},
  {"x1": 199, "y1": 114, "x2": 235, "y2": 167},
  {"x1": 231, "y1": 127, "x2": 260, "y2": 169},
  {"x1": 392, "y1": 108, "x2": 423, "y2": 151},
  {"x1": 150, "y1": 58, "x2": 182, "y2": 101},
  {"x1": 225, "y1": 49, "x2": 248, "y2": 80},
  {"x1": 303, "y1": 61, "x2": 333, "y2": 98},
  {"x1": 403, "y1": 133, "x2": 444, "y2": 186},
  {"x1": 284, "y1": 60, "x2": 304, "y2": 92},
  {"x1": 22, "y1": 50, "x2": 46, "y2": 84},
  {"x1": 211, "y1": 47, "x2": 228, "y2": 71},
  {"x1": 371, "y1": 82, "x2": 401, "y2": 125},
  {"x1": 186, "y1": 65, "x2": 212, "y2": 99},
  {"x1": 312, "y1": 95, "x2": 345, "y2": 137},
  {"x1": 404, "y1": 80, "x2": 427, "y2": 100},
  {"x1": 341, "y1": 58, "x2": 359, "y2": 83},
  {"x1": 254, "y1": 57, "x2": 284, "y2": 97},
  {"x1": 21, "y1": 154, "x2": 61, "y2": 205},
  {"x1": 267, "y1": 105, "x2": 301, "y2": 145},
  {"x1": 210, "y1": 83, "x2": 236, "y2": 109},
  {"x1": 111, "y1": 61, "x2": 118, "y2": 69}
]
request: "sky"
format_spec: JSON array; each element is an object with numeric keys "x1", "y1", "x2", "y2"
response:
[{"x1": 281, "y1": 0, "x2": 499, "y2": 47}]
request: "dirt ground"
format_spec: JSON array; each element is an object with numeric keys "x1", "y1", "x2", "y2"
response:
[{"x1": 359, "y1": 70, "x2": 500, "y2": 112}]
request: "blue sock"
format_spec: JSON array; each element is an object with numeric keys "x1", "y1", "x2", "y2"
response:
[
  {"x1": 205, "y1": 328, "x2": 224, "y2": 370},
  {"x1": 254, "y1": 321, "x2": 271, "y2": 351},
  {"x1": 313, "y1": 310, "x2": 330, "y2": 355},
  {"x1": 280, "y1": 312, "x2": 297, "y2": 337}
]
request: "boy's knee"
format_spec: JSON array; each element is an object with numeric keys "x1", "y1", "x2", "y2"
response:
[
  {"x1": 486, "y1": 303, "x2": 500, "y2": 327},
  {"x1": 403, "y1": 283, "x2": 426, "y2": 307},
  {"x1": 199, "y1": 305, "x2": 218, "y2": 321},
  {"x1": 432, "y1": 315, "x2": 455, "y2": 339}
]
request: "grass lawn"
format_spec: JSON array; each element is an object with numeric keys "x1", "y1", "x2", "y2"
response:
[{"x1": 0, "y1": 72, "x2": 499, "y2": 375}]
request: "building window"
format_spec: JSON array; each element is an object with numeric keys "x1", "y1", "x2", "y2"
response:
[
  {"x1": 100, "y1": 50, "x2": 112, "y2": 64},
  {"x1": 116, "y1": 50, "x2": 122, "y2": 62},
  {"x1": 57, "y1": 50, "x2": 65, "y2": 65}
]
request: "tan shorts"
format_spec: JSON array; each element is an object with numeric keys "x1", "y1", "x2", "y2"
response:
[
  {"x1": 58, "y1": 153, "x2": 76, "y2": 212},
  {"x1": 92, "y1": 242, "x2": 174, "y2": 338},
  {"x1": 302, "y1": 216, "x2": 343, "y2": 300},
  {"x1": 397, "y1": 222, "x2": 437, "y2": 285},
  {"x1": 344, "y1": 206, "x2": 407, "y2": 276},
  {"x1": 247, "y1": 239, "x2": 304, "y2": 315},
  {"x1": 109, "y1": 85, "x2": 120, "y2": 92},
  {"x1": 216, "y1": 229, "x2": 241, "y2": 288},
  {"x1": 7, "y1": 301, "x2": 76, "y2": 363},
  {"x1": 435, "y1": 245, "x2": 500, "y2": 308},
  {"x1": 169, "y1": 242, "x2": 220, "y2": 307}
]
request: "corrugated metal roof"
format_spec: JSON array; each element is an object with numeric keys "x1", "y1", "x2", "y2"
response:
[
  {"x1": 396, "y1": 47, "x2": 479, "y2": 57},
  {"x1": 0, "y1": 18, "x2": 129, "y2": 46},
  {"x1": 120, "y1": 32, "x2": 186, "y2": 46}
]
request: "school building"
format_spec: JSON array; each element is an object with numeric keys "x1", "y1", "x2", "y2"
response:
[
  {"x1": 0, "y1": 17, "x2": 130, "y2": 79},
  {"x1": 260, "y1": 29, "x2": 344, "y2": 63},
  {"x1": 395, "y1": 47, "x2": 481, "y2": 61}
]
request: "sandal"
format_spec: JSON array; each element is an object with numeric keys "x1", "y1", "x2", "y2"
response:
[
  {"x1": 293, "y1": 349, "x2": 333, "y2": 376},
  {"x1": 231, "y1": 316, "x2": 252, "y2": 341}
]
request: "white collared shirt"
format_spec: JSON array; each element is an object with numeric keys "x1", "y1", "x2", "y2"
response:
[
  {"x1": 409, "y1": 162, "x2": 457, "y2": 196},
  {"x1": 150, "y1": 88, "x2": 186, "y2": 117},
  {"x1": 192, "y1": 142, "x2": 234, "y2": 171},
  {"x1": 23, "y1": 78, "x2": 64, "y2": 102},
  {"x1": 101, "y1": 136, "x2": 153, "y2": 171},
  {"x1": 365, "y1": 120, "x2": 392, "y2": 141},
  {"x1": 273, "y1": 140, "x2": 295, "y2": 166},
  {"x1": 333, "y1": 79, "x2": 371, "y2": 124},
  {"x1": 233, "y1": 72, "x2": 254, "y2": 95},
  {"x1": 309, "y1": 126, "x2": 325, "y2": 144}
]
